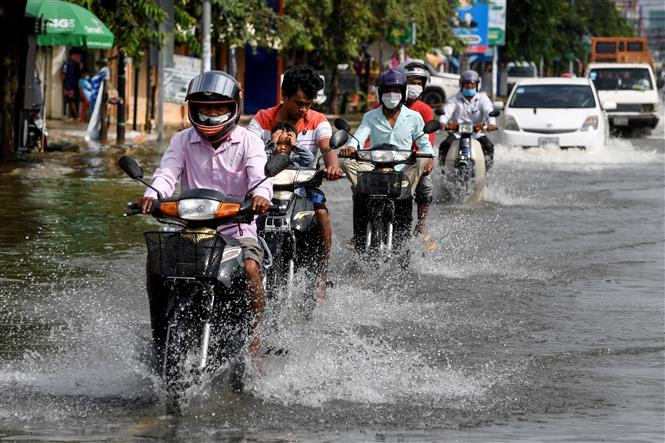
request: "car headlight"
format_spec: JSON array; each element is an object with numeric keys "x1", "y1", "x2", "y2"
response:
[
  {"x1": 503, "y1": 114, "x2": 520, "y2": 131},
  {"x1": 580, "y1": 115, "x2": 599, "y2": 131},
  {"x1": 642, "y1": 104, "x2": 655, "y2": 112},
  {"x1": 459, "y1": 123, "x2": 474, "y2": 134}
]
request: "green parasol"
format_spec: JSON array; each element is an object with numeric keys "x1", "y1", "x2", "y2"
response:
[{"x1": 26, "y1": 0, "x2": 115, "y2": 49}]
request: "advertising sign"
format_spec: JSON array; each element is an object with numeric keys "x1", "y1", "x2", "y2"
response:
[
  {"x1": 488, "y1": 0, "x2": 507, "y2": 46},
  {"x1": 453, "y1": 1, "x2": 489, "y2": 54}
]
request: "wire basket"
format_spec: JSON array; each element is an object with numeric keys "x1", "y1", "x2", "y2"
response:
[
  {"x1": 357, "y1": 171, "x2": 406, "y2": 198},
  {"x1": 144, "y1": 231, "x2": 227, "y2": 279}
]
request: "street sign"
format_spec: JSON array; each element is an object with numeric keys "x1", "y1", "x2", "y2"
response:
[
  {"x1": 488, "y1": 0, "x2": 506, "y2": 46},
  {"x1": 454, "y1": 1, "x2": 489, "y2": 54},
  {"x1": 388, "y1": 18, "x2": 416, "y2": 46}
]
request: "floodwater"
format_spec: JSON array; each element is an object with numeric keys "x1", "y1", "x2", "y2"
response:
[{"x1": 0, "y1": 125, "x2": 663, "y2": 442}]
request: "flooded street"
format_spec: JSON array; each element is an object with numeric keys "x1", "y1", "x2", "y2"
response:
[{"x1": 0, "y1": 129, "x2": 663, "y2": 441}]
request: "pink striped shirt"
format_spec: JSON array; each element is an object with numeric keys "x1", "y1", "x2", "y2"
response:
[{"x1": 144, "y1": 126, "x2": 272, "y2": 240}]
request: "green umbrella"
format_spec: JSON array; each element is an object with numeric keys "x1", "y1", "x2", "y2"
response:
[{"x1": 26, "y1": 0, "x2": 115, "y2": 49}]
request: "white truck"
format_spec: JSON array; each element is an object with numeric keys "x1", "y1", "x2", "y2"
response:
[
  {"x1": 420, "y1": 64, "x2": 460, "y2": 109},
  {"x1": 587, "y1": 62, "x2": 663, "y2": 134}
]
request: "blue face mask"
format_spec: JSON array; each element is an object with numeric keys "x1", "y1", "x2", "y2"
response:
[{"x1": 462, "y1": 88, "x2": 477, "y2": 97}]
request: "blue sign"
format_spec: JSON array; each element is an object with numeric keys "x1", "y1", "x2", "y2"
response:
[{"x1": 453, "y1": 1, "x2": 489, "y2": 54}]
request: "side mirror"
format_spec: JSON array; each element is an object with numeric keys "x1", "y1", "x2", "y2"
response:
[
  {"x1": 489, "y1": 110, "x2": 501, "y2": 118},
  {"x1": 602, "y1": 101, "x2": 617, "y2": 111},
  {"x1": 330, "y1": 130, "x2": 350, "y2": 148},
  {"x1": 423, "y1": 120, "x2": 441, "y2": 134},
  {"x1": 657, "y1": 77, "x2": 665, "y2": 89},
  {"x1": 434, "y1": 108, "x2": 444, "y2": 116},
  {"x1": 264, "y1": 152, "x2": 291, "y2": 177},
  {"x1": 334, "y1": 118, "x2": 351, "y2": 132},
  {"x1": 492, "y1": 101, "x2": 504, "y2": 111},
  {"x1": 118, "y1": 155, "x2": 144, "y2": 179}
]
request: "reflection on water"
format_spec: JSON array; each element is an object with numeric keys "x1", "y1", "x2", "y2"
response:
[{"x1": 0, "y1": 133, "x2": 663, "y2": 441}]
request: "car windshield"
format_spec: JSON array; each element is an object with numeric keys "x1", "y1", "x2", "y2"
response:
[
  {"x1": 589, "y1": 68, "x2": 653, "y2": 91},
  {"x1": 509, "y1": 84, "x2": 596, "y2": 108},
  {"x1": 507, "y1": 66, "x2": 535, "y2": 77}
]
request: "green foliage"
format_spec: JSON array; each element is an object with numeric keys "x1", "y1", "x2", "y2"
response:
[
  {"x1": 505, "y1": 0, "x2": 636, "y2": 67},
  {"x1": 74, "y1": 0, "x2": 166, "y2": 58}
]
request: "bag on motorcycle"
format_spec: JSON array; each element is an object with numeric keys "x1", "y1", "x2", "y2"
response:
[{"x1": 357, "y1": 171, "x2": 409, "y2": 199}]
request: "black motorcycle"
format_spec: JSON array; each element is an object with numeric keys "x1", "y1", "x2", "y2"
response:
[
  {"x1": 333, "y1": 119, "x2": 439, "y2": 261},
  {"x1": 257, "y1": 167, "x2": 323, "y2": 310},
  {"x1": 118, "y1": 154, "x2": 289, "y2": 399}
]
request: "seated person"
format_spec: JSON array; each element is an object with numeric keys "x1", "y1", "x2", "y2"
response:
[{"x1": 265, "y1": 122, "x2": 315, "y2": 168}]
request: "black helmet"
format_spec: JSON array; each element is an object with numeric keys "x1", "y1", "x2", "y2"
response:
[
  {"x1": 186, "y1": 70, "x2": 242, "y2": 144},
  {"x1": 376, "y1": 69, "x2": 407, "y2": 103},
  {"x1": 459, "y1": 70, "x2": 481, "y2": 91},
  {"x1": 400, "y1": 60, "x2": 431, "y2": 86}
]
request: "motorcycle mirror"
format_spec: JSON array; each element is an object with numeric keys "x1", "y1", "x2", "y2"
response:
[
  {"x1": 330, "y1": 129, "x2": 350, "y2": 148},
  {"x1": 265, "y1": 152, "x2": 291, "y2": 177},
  {"x1": 423, "y1": 120, "x2": 441, "y2": 134},
  {"x1": 489, "y1": 110, "x2": 501, "y2": 117},
  {"x1": 434, "y1": 108, "x2": 444, "y2": 116},
  {"x1": 118, "y1": 155, "x2": 144, "y2": 179},
  {"x1": 334, "y1": 118, "x2": 351, "y2": 132}
]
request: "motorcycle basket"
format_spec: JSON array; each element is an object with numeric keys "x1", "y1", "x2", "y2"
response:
[
  {"x1": 144, "y1": 231, "x2": 227, "y2": 279},
  {"x1": 357, "y1": 171, "x2": 407, "y2": 198}
]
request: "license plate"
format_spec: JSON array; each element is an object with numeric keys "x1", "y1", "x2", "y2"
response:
[
  {"x1": 613, "y1": 117, "x2": 629, "y2": 126},
  {"x1": 538, "y1": 137, "x2": 559, "y2": 147}
]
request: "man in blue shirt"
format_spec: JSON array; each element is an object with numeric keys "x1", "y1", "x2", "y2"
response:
[{"x1": 339, "y1": 69, "x2": 433, "y2": 249}]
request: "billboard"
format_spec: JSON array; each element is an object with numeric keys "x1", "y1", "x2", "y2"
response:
[
  {"x1": 488, "y1": 0, "x2": 507, "y2": 46},
  {"x1": 453, "y1": 1, "x2": 489, "y2": 54}
]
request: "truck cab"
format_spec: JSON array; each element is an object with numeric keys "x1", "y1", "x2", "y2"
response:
[{"x1": 587, "y1": 63, "x2": 663, "y2": 132}]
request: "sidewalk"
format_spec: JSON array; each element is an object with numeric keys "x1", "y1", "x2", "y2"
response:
[{"x1": 46, "y1": 113, "x2": 364, "y2": 148}]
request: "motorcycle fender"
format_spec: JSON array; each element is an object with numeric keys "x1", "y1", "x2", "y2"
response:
[
  {"x1": 216, "y1": 245, "x2": 245, "y2": 288},
  {"x1": 291, "y1": 197, "x2": 316, "y2": 232},
  {"x1": 469, "y1": 140, "x2": 486, "y2": 182}
]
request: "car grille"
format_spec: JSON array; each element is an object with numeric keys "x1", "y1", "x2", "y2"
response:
[
  {"x1": 615, "y1": 103, "x2": 653, "y2": 112},
  {"x1": 522, "y1": 128, "x2": 578, "y2": 134}
]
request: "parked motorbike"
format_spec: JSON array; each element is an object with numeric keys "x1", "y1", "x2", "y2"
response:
[
  {"x1": 118, "y1": 153, "x2": 289, "y2": 400},
  {"x1": 334, "y1": 119, "x2": 438, "y2": 262},
  {"x1": 439, "y1": 111, "x2": 499, "y2": 204}
]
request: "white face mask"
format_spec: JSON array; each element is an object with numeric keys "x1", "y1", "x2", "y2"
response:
[
  {"x1": 198, "y1": 111, "x2": 231, "y2": 126},
  {"x1": 381, "y1": 92, "x2": 402, "y2": 110},
  {"x1": 406, "y1": 84, "x2": 423, "y2": 100}
]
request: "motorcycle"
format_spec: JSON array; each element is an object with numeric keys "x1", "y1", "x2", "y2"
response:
[
  {"x1": 257, "y1": 166, "x2": 324, "y2": 314},
  {"x1": 118, "y1": 153, "x2": 290, "y2": 400},
  {"x1": 333, "y1": 119, "x2": 439, "y2": 262},
  {"x1": 439, "y1": 111, "x2": 499, "y2": 204}
]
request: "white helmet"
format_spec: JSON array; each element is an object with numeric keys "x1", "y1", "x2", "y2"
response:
[{"x1": 399, "y1": 60, "x2": 431, "y2": 86}]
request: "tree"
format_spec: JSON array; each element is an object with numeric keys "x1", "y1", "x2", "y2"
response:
[
  {"x1": 0, "y1": 0, "x2": 29, "y2": 161},
  {"x1": 73, "y1": 0, "x2": 166, "y2": 59}
]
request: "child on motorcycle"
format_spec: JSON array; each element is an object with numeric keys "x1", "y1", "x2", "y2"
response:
[{"x1": 265, "y1": 122, "x2": 315, "y2": 168}]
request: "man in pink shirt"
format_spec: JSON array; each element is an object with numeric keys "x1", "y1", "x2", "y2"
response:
[{"x1": 139, "y1": 71, "x2": 271, "y2": 353}]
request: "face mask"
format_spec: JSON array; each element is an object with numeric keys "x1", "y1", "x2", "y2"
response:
[
  {"x1": 381, "y1": 92, "x2": 402, "y2": 110},
  {"x1": 198, "y1": 112, "x2": 231, "y2": 126},
  {"x1": 462, "y1": 88, "x2": 477, "y2": 97},
  {"x1": 406, "y1": 84, "x2": 423, "y2": 101}
]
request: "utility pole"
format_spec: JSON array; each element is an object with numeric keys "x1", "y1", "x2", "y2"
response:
[
  {"x1": 202, "y1": 0, "x2": 211, "y2": 72},
  {"x1": 116, "y1": 51, "x2": 126, "y2": 144}
]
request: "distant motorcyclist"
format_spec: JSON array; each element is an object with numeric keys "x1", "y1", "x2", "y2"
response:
[
  {"x1": 398, "y1": 61, "x2": 436, "y2": 244},
  {"x1": 438, "y1": 70, "x2": 496, "y2": 170},
  {"x1": 339, "y1": 68, "x2": 433, "y2": 248}
]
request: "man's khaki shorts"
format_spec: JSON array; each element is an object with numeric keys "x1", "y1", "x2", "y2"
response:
[{"x1": 239, "y1": 237, "x2": 264, "y2": 266}]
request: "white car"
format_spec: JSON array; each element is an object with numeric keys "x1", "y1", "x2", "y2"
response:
[
  {"x1": 422, "y1": 64, "x2": 460, "y2": 108},
  {"x1": 500, "y1": 78, "x2": 614, "y2": 149}
]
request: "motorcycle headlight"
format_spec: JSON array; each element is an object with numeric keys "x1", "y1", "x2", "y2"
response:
[
  {"x1": 175, "y1": 199, "x2": 240, "y2": 220},
  {"x1": 503, "y1": 114, "x2": 520, "y2": 131},
  {"x1": 366, "y1": 150, "x2": 412, "y2": 162},
  {"x1": 273, "y1": 169, "x2": 299, "y2": 186},
  {"x1": 580, "y1": 115, "x2": 599, "y2": 131},
  {"x1": 459, "y1": 123, "x2": 474, "y2": 134},
  {"x1": 357, "y1": 150, "x2": 372, "y2": 161}
]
